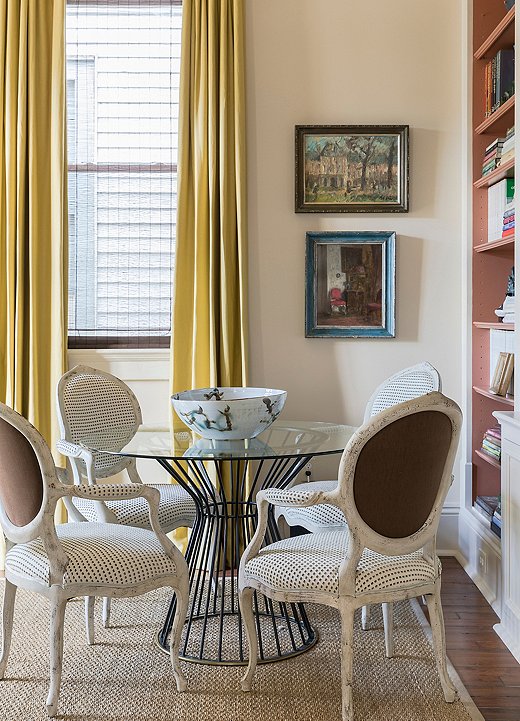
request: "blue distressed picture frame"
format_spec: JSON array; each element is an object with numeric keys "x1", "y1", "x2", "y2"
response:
[{"x1": 305, "y1": 231, "x2": 396, "y2": 338}]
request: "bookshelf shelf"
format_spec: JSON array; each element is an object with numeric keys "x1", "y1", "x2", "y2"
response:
[
  {"x1": 475, "y1": 95, "x2": 515, "y2": 136},
  {"x1": 473, "y1": 385, "x2": 515, "y2": 406},
  {"x1": 473, "y1": 321, "x2": 515, "y2": 330},
  {"x1": 474, "y1": 236, "x2": 515, "y2": 252},
  {"x1": 474, "y1": 156, "x2": 515, "y2": 188},
  {"x1": 475, "y1": 449, "x2": 501, "y2": 470},
  {"x1": 474, "y1": 5, "x2": 515, "y2": 60}
]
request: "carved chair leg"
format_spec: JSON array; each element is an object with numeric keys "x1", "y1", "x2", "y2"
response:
[
  {"x1": 46, "y1": 597, "x2": 67, "y2": 718},
  {"x1": 425, "y1": 588, "x2": 456, "y2": 703},
  {"x1": 339, "y1": 600, "x2": 356, "y2": 721},
  {"x1": 0, "y1": 580, "x2": 16, "y2": 679},
  {"x1": 102, "y1": 597, "x2": 111, "y2": 628},
  {"x1": 361, "y1": 604, "x2": 371, "y2": 630},
  {"x1": 239, "y1": 587, "x2": 258, "y2": 692},
  {"x1": 85, "y1": 596, "x2": 95, "y2": 645},
  {"x1": 169, "y1": 580, "x2": 188, "y2": 692},
  {"x1": 382, "y1": 602, "x2": 394, "y2": 658}
]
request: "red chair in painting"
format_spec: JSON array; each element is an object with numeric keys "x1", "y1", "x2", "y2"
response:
[{"x1": 329, "y1": 288, "x2": 347, "y2": 315}]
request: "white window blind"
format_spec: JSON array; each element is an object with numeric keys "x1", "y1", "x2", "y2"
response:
[{"x1": 66, "y1": 0, "x2": 182, "y2": 348}]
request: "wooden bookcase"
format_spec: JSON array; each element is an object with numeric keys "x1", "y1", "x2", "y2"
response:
[{"x1": 471, "y1": 2, "x2": 515, "y2": 519}]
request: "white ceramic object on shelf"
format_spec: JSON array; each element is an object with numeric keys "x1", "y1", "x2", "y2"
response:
[{"x1": 171, "y1": 387, "x2": 287, "y2": 440}]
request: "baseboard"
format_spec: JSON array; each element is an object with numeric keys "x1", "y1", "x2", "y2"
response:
[{"x1": 494, "y1": 622, "x2": 520, "y2": 664}]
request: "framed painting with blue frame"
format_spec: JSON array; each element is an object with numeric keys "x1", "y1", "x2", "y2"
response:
[{"x1": 305, "y1": 231, "x2": 396, "y2": 338}]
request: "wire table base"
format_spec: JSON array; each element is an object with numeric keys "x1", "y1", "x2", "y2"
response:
[{"x1": 155, "y1": 454, "x2": 317, "y2": 665}]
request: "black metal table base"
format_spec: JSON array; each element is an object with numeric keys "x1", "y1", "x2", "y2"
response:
[{"x1": 155, "y1": 454, "x2": 317, "y2": 665}]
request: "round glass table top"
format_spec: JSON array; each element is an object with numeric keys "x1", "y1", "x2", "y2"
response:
[{"x1": 81, "y1": 420, "x2": 357, "y2": 461}]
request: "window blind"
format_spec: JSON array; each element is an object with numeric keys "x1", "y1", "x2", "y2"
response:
[{"x1": 66, "y1": 0, "x2": 182, "y2": 348}]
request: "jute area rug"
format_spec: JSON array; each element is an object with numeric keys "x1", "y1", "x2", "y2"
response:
[{"x1": 0, "y1": 583, "x2": 483, "y2": 721}]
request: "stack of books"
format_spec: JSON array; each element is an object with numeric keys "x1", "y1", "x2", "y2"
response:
[
  {"x1": 484, "y1": 47, "x2": 515, "y2": 117},
  {"x1": 473, "y1": 495, "x2": 500, "y2": 526},
  {"x1": 481, "y1": 425, "x2": 502, "y2": 462},
  {"x1": 500, "y1": 125, "x2": 515, "y2": 165},
  {"x1": 482, "y1": 137, "x2": 504, "y2": 175},
  {"x1": 503, "y1": 200, "x2": 515, "y2": 237},
  {"x1": 491, "y1": 498, "x2": 502, "y2": 539}
]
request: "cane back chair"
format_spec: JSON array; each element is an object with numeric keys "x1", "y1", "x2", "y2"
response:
[
  {"x1": 239, "y1": 392, "x2": 461, "y2": 721},
  {"x1": 276, "y1": 361, "x2": 441, "y2": 534},
  {"x1": 56, "y1": 365, "x2": 197, "y2": 626},
  {"x1": 0, "y1": 403, "x2": 189, "y2": 717}
]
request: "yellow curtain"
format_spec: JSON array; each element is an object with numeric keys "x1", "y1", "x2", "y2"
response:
[
  {"x1": 172, "y1": 0, "x2": 248, "y2": 396},
  {"x1": 0, "y1": 0, "x2": 68, "y2": 565},
  {"x1": 171, "y1": 0, "x2": 248, "y2": 550}
]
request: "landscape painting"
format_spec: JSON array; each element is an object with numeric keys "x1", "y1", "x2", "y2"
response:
[
  {"x1": 295, "y1": 125, "x2": 409, "y2": 213},
  {"x1": 305, "y1": 231, "x2": 396, "y2": 338}
]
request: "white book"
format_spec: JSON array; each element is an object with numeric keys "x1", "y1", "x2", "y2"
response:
[
  {"x1": 490, "y1": 328, "x2": 515, "y2": 394},
  {"x1": 488, "y1": 179, "x2": 514, "y2": 241}
]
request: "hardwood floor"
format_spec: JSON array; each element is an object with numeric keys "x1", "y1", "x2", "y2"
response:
[{"x1": 436, "y1": 557, "x2": 520, "y2": 721}]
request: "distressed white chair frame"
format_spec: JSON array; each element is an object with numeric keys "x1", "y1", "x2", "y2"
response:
[
  {"x1": 239, "y1": 392, "x2": 461, "y2": 721},
  {"x1": 275, "y1": 361, "x2": 441, "y2": 648},
  {"x1": 56, "y1": 364, "x2": 196, "y2": 627},
  {"x1": 0, "y1": 403, "x2": 189, "y2": 718}
]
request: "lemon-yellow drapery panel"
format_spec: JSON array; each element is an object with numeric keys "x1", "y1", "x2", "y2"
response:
[
  {"x1": 172, "y1": 0, "x2": 248, "y2": 399},
  {"x1": 0, "y1": 0, "x2": 68, "y2": 567},
  {"x1": 171, "y1": 0, "x2": 248, "y2": 552}
]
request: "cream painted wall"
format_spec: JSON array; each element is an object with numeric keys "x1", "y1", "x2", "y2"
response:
[{"x1": 245, "y1": 0, "x2": 465, "y2": 500}]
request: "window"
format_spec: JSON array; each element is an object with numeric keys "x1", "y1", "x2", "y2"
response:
[{"x1": 66, "y1": 0, "x2": 182, "y2": 348}]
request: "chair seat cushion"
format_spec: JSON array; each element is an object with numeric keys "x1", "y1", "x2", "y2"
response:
[
  {"x1": 244, "y1": 530, "x2": 440, "y2": 597},
  {"x1": 276, "y1": 480, "x2": 347, "y2": 531},
  {"x1": 5, "y1": 523, "x2": 178, "y2": 588},
  {"x1": 72, "y1": 483, "x2": 196, "y2": 531}
]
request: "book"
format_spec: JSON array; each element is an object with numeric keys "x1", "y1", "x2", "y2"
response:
[
  {"x1": 495, "y1": 48, "x2": 515, "y2": 109},
  {"x1": 488, "y1": 178, "x2": 515, "y2": 241},
  {"x1": 490, "y1": 351, "x2": 515, "y2": 395},
  {"x1": 475, "y1": 495, "x2": 500, "y2": 516},
  {"x1": 490, "y1": 518, "x2": 502, "y2": 538},
  {"x1": 474, "y1": 502, "x2": 494, "y2": 523}
]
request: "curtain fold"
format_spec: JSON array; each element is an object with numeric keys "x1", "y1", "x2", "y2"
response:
[
  {"x1": 171, "y1": 0, "x2": 248, "y2": 553},
  {"x1": 172, "y1": 0, "x2": 248, "y2": 400},
  {"x1": 0, "y1": 0, "x2": 68, "y2": 565}
]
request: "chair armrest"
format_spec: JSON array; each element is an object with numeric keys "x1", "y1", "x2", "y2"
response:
[
  {"x1": 64, "y1": 482, "x2": 160, "y2": 504},
  {"x1": 259, "y1": 483, "x2": 337, "y2": 509},
  {"x1": 56, "y1": 439, "x2": 95, "y2": 484},
  {"x1": 56, "y1": 439, "x2": 90, "y2": 459}
]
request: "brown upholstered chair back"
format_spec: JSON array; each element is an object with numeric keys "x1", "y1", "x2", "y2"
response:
[
  {"x1": 0, "y1": 416, "x2": 44, "y2": 528},
  {"x1": 352, "y1": 409, "x2": 453, "y2": 539}
]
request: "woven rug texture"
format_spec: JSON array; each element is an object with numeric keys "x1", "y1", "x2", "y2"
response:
[{"x1": 0, "y1": 583, "x2": 482, "y2": 721}]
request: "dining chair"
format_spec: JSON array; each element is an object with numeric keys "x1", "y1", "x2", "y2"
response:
[
  {"x1": 276, "y1": 362, "x2": 441, "y2": 534},
  {"x1": 56, "y1": 364, "x2": 197, "y2": 628},
  {"x1": 239, "y1": 392, "x2": 462, "y2": 721},
  {"x1": 275, "y1": 361, "x2": 441, "y2": 653},
  {"x1": 0, "y1": 402, "x2": 189, "y2": 718}
]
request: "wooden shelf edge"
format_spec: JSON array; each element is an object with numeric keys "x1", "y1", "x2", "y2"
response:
[
  {"x1": 473, "y1": 321, "x2": 515, "y2": 330},
  {"x1": 475, "y1": 448, "x2": 501, "y2": 469},
  {"x1": 474, "y1": 5, "x2": 515, "y2": 59},
  {"x1": 474, "y1": 95, "x2": 515, "y2": 135},
  {"x1": 473, "y1": 385, "x2": 515, "y2": 405},
  {"x1": 474, "y1": 156, "x2": 515, "y2": 187},
  {"x1": 474, "y1": 236, "x2": 515, "y2": 252}
]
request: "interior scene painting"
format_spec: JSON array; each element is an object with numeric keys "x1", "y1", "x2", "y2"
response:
[
  {"x1": 305, "y1": 231, "x2": 395, "y2": 338},
  {"x1": 316, "y1": 243, "x2": 383, "y2": 327}
]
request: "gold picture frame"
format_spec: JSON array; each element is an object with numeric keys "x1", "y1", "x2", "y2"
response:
[{"x1": 489, "y1": 351, "x2": 514, "y2": 397}]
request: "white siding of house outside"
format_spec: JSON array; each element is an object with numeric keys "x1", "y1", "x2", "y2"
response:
[{"x1": 66, "y1": 3, "x2": 181, "y2": 344}]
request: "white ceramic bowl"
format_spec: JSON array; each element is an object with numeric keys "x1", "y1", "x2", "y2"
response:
[{"x1": 171, "y1": 387, "x2": 287, "y2": 440}]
